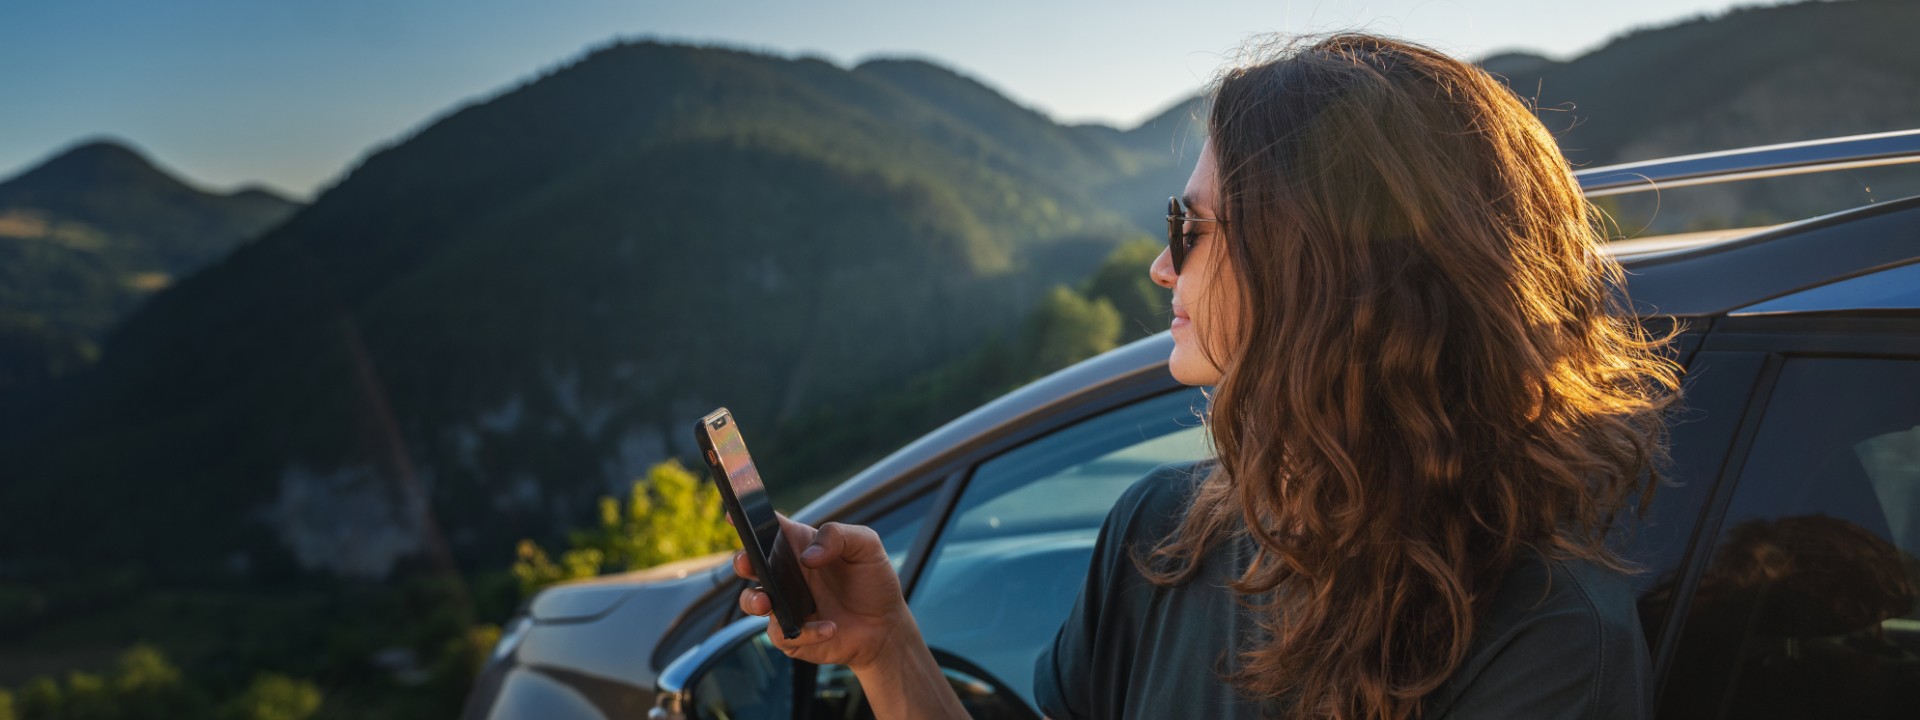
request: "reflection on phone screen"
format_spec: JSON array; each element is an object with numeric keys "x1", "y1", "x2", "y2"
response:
[{"x1": 710, "y1": 417, "x2": 780, "y2": 560}]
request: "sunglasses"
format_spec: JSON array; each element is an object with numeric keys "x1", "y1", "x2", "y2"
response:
[{"x1": 1166, "y1": 196, "x2": 1223, "y2": 274}]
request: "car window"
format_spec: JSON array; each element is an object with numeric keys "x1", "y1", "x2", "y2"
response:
[
  {"x1": 1619, "y1": 351, "x2": 1767, "y2": 645},
  {"x1": 906, "y1": 388, "x2": 1212, "y2": 712},
  {"x1": 871, "y1": 489, "x2": 938, "y2": 572},
  {"x1": 1653, "y1": 357, "x2": 1920, "y2": 718}
]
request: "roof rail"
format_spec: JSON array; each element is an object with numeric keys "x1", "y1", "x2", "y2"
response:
[{"x1": 1574, "y1": 128, "x2": 1920, "y2": 198}]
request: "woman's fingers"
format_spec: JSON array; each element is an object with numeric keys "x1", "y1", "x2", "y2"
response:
[
  {"x1": 738, "y1": 586, "x2": 771, "y2": 617},
  {"x1": 731, "y1": 550, "x2": 757, "y2": 580},
  {"x1": 788, "y1": 620, "x2": 837, "y2": 644},
  {"x1": 739, "y1": 589, "x2": 836, "y2": 649},
  {"x1": 769, "y1": 620, "x2": 838, "y2": 656}
]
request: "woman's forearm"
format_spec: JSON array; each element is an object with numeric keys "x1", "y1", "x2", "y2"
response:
[{"x1": 847, "y1": 615, "x2": 971, "y2": 720}]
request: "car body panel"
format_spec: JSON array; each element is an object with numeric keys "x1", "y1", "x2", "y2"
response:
[{"x1": 1614, "y1": 196, "x2": 1920, "y2": 317}]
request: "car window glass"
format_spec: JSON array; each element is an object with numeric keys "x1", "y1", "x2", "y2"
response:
[
  {"x1": 906, "y1": 388, "x2": 1212, "y2": 711},
  {"x1": 1619, "y1": 351, "x2": 1766, "y2": 644},
  {"x1": 688, "y1": 630, "x2": 793, "y2": 720},
  {"x1": 870, "y1": 489, "x2": 937, "y2": 573},
  {"x1": 1654, "y1": 357, "x2": 1920, "y2": 718}
]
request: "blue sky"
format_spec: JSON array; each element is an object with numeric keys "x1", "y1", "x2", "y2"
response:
[{"x1": 1, "y1": 0, "x2": 1777, "y2": 198}]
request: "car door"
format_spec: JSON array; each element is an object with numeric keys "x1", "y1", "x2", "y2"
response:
[
  {"x1": 675, "y1": 385, "x2": 1212, "y2": 720},
  {"x1": 898, "y1": 386, "x2": 1214, "y2": 715},
  {"x1": 1651, "y1": 318, "x2": 1920, "y2": 718}
]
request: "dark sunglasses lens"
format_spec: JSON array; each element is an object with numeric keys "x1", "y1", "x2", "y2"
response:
[{"x1": 1167, "y1": 198, "x2": 1185, "y2": 273}]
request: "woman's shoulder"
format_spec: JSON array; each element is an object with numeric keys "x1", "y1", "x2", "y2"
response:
[
  {"x1": 1105, "y1": 458, "x2": 1216, "y2": 541},
  {"x1": 1484, "y1": 551, "x2": 1646, "y2": 642},
  {"x1": 1429, "y1": 551, "x2": 1653, "y2": 718}
]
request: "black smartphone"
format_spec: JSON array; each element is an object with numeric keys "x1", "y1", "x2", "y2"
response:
[{"x1": 693, "y1": 407, "x2": 817, "y2": 639}]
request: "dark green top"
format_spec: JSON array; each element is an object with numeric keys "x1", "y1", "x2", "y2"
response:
[{"x1": 1033, "y1": 461, "x2": 1652, "y2": 719}]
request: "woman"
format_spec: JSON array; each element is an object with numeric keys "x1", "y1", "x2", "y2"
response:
[{"x1": 733, "y1": 32, "x2": 1683, "y2": 719}]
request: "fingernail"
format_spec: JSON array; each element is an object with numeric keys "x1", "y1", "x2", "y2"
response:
[{"x1": 802, "y1": 546, "x2": 823, "y2": 562}]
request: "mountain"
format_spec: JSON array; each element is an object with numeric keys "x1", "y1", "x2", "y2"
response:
[
  {"x1": 1483, "y1": 0, "x2": 1920, "y2": 232},
  {"x1": 0, "y1": 41, "x2": 1186, "y2": 582},
  {"x1": 1491, "y1": 0, "x2": 1920, "y2": 166},
  {"x1": 1100, "y1": 95, "x2": 1211, "y2": 231},
  {"x1": 1475, "y1": 52, "x2": 1562, "y2": 88},
  {"x1": 1124, "y1": 2, "x2": 1920, "y2": 235},
  {"x1": 0, "y1": 140, "x2": 300, "y2": 396}
]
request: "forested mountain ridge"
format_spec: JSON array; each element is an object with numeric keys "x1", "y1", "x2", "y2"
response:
[
  {"x1": 1488, "y1": 0, "x2": 1920, "y2": 167},
  {"x1": 0, "y1": 41, "x2": 1181, "y2": 581},
  {"x1": 0, "y1": 140, "x2": 299, "y2": 398},
  {"x1": 1484, "y1": 0, "x2": 1920, "y2": 232}
]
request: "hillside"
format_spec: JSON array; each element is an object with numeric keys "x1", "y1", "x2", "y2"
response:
[
  {"x1": 0, "y1": 41, "x2": 1180, "y2": 582},
  {"x1": 0, "y1": 141, "x2": 299, "y2": 396},
  {"x1": 1488, "y1": 0, "x2": 1920, "y2": 167},
  {"x1": 1470, "y1": 0, "x2": 1920, "y2": 233}
]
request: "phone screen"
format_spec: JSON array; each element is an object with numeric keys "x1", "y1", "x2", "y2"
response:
[{"x1": 707, "y1": 414, "x2": 780, "y2": 561}]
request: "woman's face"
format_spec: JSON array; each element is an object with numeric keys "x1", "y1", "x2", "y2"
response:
[{"x1": 1151, "y1": 139, "x2": 1241, "y2": 387}]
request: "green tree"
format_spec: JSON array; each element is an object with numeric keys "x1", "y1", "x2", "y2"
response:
[
  {"x1": 15, "y1": 677, "x2": 60, "y2": 719},
  {"x1": 1022, "y1": 285, "x2": 1123, "y2": 376},
  {"x1": 513, "y1": 458, "x2": 736, "y2": 595},
  {"x1": 60, "y1": 672, "x2": 112, "y2": 720},
  {"x1": 1079, "y1": 238, "x2": 1167, "y2": 340},
  {"x1": 110, "y1": 644, "x2": 196, "y2": 719},
  {"x1": 218, "y1": 674, "x2": 320, "y2": 720},
  {"x1": 0, "y1": 688, "x2": 16, "y2": 720},
  {"x1": 585, "y1": 458, "x2": 736, "y2": 570}
]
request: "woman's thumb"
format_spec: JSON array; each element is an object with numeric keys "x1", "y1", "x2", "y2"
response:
[{"x1": 802, "y1": 522, "x2": 883, "y2": 567}]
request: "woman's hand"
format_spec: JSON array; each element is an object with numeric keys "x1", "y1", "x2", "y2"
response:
[
  {"x1": 733, "y1": 513, "x2": 915, "y2": 672},
  {"x1": 734, "y1": 513, "x2": 971, "y2": 719}
]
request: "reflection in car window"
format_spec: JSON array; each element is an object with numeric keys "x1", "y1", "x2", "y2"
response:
[
  {"x1": 690, "y1": 631, "x2": 793, "y2": 719},
  {"x1": 1618, "y1": 351, "x2": 1766, "y2": 647},
  {"x1": 1651, "y1": 357, "x2": 1920, "y2": 719},
  {"x1": 907, "y1": 388, "x2": 1212, "y2": 711},
  {"x1": 871, "y1": 490, "x2": 936, "y2": 573}
]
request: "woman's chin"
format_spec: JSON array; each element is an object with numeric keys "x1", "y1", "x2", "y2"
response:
[{"x1": 1167, "y1": 345, "x2": 1221, "y2": 387}]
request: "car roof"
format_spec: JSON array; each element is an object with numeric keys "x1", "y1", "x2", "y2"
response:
[{"x1": 1610, "y1": 195, "x2": 1920, "y2": 317}]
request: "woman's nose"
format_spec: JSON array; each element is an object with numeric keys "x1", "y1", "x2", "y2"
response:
[{"x1": 1149, "y1": 246, "x2": 1177, "y2": 289}]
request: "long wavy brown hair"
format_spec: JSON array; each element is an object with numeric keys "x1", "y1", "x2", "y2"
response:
[{"x1": 1136, "y1": 33, "x2": 1686, "y2": 719}]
